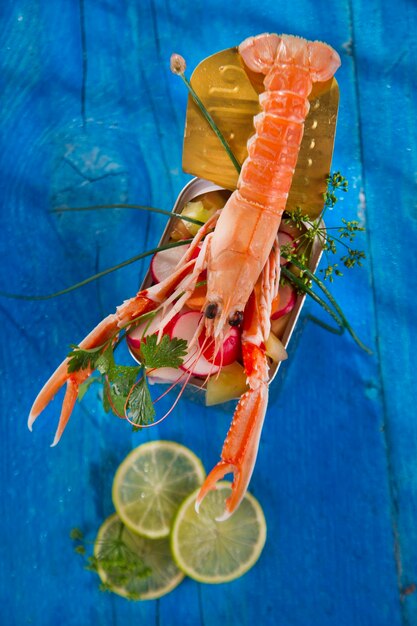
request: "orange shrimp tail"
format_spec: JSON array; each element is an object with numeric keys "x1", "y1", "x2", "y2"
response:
[
  {"x1": 239, "y1": 33, "x2": 340, "y2": 80},
  {"x1": 308, "y1": 40, "x2": 341, "y2": 81},
  {"x1": 195, "y1": 344, "x2": 269, "y2": 521},
  {"x1": 28, "y1": 295, "x2": 156, "y2": 445},
  {"x1": 206, "y1": 34, "x2": 340, "y2": 327},
  {"x1": 239, "y1": 33, "x2": 282, "y2": 74}
]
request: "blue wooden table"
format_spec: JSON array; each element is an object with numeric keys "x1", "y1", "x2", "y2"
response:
[{"x1": 1, "y1": 1, "x2": 416, "y2": 624}]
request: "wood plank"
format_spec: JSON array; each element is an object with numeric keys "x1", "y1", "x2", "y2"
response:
[
  {"x1": 351, "y1": 0, "x2": 417, "y2": 622},
  {"x1": 0, "y1": 0, "x2": 407, "y2": 624}
]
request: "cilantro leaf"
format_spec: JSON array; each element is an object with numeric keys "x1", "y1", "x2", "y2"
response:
[
  {"x1": 102, "y1": 380, "x2": 111, "y2": 414},
  {"x1": 95, "y1": 344, "x2": 115, "y2": 375},
  {"x1": 127, "y1": 376, "x2": 156, "y2": 426},
  {"x1": 67, "y1": 344, "x2": 104, "y2": 373},
  {"x1": 77, "y1": 375, "x2": 102, "y2": 401},
  {"x1": 140, "y1": 334, "x2": 187, "y2": 369},
  {"x1": 104, "y1": 364, "x2": 142, "y2": 417}
]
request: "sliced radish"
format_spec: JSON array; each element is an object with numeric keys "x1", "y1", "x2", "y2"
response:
[
  {"x1": 271, "y1": 283, "x2": 297, "y2": 320},
  {"x1": 128, "y1": 310, "x2": 185, "y2": 385},
  {"x1": 170, "y1": 311, "x2": 220, "y2": 378},
  {"x1": 278, "y1": 231, "x2": 295, "y2": 265},
  {"x1": 147, "y1": 367, "x2": 185, "y2": 385},
  {"x1": 127, "y1": 311, "x2": 162, "y2": 350},
  {"x1": 150, "y1": 245, "x2": 190, "y2": 283},
  {"x1": 198, "y1": 325, "x2": 241, "y2": 366},
  {"x1": 127, "y1": 310, "x2": 180, "y2": 350}
]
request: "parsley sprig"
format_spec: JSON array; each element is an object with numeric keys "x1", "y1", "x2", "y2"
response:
[
  {"x1": 279, "y1": 172, "x2": 371, "y2": 353},
  {"x1": 140, "y1": 334, "x2": 187, "y2": 369},
  {"x1": 283, "y1": 172, "x2": 366, "y2": 283},
  {"x1": 67, "y1": 314, "x2": 188, "y2": 426},
  {"x1": 67, "y1": 344, "x2": 106, "y2": 373},
  {"x1": 70, "y1": 526, "x2": 151, "y2": 599}
]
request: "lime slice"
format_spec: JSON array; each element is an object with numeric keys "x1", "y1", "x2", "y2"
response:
[
  {"x1": 171, "y1": 481, "x2": 267, "y2": 583},
  {"x1": 112, "y1": 441, "x2": 205, "y2": 538},
  {"x1": 94, "y1": 514, "x2": 184, "y2": 600}
]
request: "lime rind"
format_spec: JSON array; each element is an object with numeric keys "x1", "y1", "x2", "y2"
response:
[
  {"x1": 112, "y1": 441, "x2": 206, "y2": 539},
  {"x1": 171, "y1": 481, "x2": 267, "y2": 584},
  {"x1": 94, "y1": 513, "x2": 184, "y2": 600}
]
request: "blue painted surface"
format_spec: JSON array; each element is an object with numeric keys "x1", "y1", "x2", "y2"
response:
[{"x1": 0, "y1": 1, "x2": 416, "y2": 624}]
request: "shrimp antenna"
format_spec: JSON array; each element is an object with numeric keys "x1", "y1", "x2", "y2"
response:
[{"x1": 199, "y1": 334, "x2": 222, "y2": 388}]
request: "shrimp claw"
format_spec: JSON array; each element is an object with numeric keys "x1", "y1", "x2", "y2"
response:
[
  {"x1": 28, "y1": 235, "x2": 213, "y2": 446},
  {"x1": 195, "y1": 342, "x2": 269, "y2": 521},
  {"x1": 196, "y1": 242, "x2": 282, "y2": 520},
  {"x1": 28, "y1": 294, "x2": 157, "y2": 446}
]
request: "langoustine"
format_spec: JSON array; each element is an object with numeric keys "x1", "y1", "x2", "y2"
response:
[{"x1": 29, "y1": 33, "x2": 340, "y2": 520}]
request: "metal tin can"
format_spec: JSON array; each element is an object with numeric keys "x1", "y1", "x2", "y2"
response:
[{"x1": 130, "y1": 177, "x2": 324, "y2": 397}]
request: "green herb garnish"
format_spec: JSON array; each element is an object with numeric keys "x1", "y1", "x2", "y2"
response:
[
  {"x1": 70, "y1": 526, "x2": 151, "y2": 599},
  {"x1": 279, "y1": 172, "x2": 370, "y2": 353},
  {"x1": 283, "y1": 172, "x2": 366, "y2": 283},
  {"x1": 140, "y1": 334, "x2": 188, "y2": 369},
  {"x1": 126, "y1": 377, "x2": 156, "y2": 427},
  {"x1": 0, "y1": 238, "x2": 192, "y2": 301},
  {"x1": 170, "y1": 53, "x2": 241, "y2": 174},
  {"x1": 67, "y1": 344, "x2": 106, "y2": 373},
  {"x1": 66, "y1": 314, "x2": 188, "y2": 426}
]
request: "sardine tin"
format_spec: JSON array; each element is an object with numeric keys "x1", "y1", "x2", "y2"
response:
[{"x1": 131, "y1": 176, "x2": 324, "y2": 395}]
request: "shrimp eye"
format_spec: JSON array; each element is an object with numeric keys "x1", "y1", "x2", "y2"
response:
[
  {"x1": 205, "y1": 303, "x2": 219, "y2": 319},
  {"x1": 229, "y1": 311, "x2": 243, "y2": 326}
]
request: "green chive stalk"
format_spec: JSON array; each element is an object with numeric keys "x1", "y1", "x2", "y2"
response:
[{"x1": 170, "y1": 53, "x2": 241, "y2": 174}]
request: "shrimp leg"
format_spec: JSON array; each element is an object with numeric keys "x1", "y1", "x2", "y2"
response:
[{"x1": 28, "y1": 231, "x2": 216, "y2": 445}]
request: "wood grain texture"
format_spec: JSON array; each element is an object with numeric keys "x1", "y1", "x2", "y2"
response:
[
  {"x1": 351, "y1": 1, "x2": 417, "y2": 622},
  {"x1": 0, "y1": 0, "x2": 415, "y2": 624}
]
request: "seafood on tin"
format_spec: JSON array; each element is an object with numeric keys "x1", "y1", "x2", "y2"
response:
[{"x1": 29, "y1": 33, "x2": 341, "y2": 520}]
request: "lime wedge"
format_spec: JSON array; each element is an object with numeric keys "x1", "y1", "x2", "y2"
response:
[
  {"x1": 171, "y1": 481, "x2": 267, "y2": 583},
  {"x1": 94, "y1": 514, "x2": 184, "y2": 600},
  {"x1": 112, "y1": 441, "x2": 205, "y2": 539}
]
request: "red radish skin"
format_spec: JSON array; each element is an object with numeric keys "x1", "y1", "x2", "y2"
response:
[
  {"x1": 170, "y1": 311, "x2": 220, "y2": 378},
  {"x1": 278, "y1": 231, "x2": 295, "y2": 266},
  {"x1": 199, "y1": 326, "x2": 241, "y2": 366},
  {"x1": 271, "y1": 283, "x2": 297, "y2": 320},
  {"x1": 127, "y1": 312, "x2": 163, "y2": 350},
  {"x1": 127, "y1": 310, "x2": 180, "y2": 350}
]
